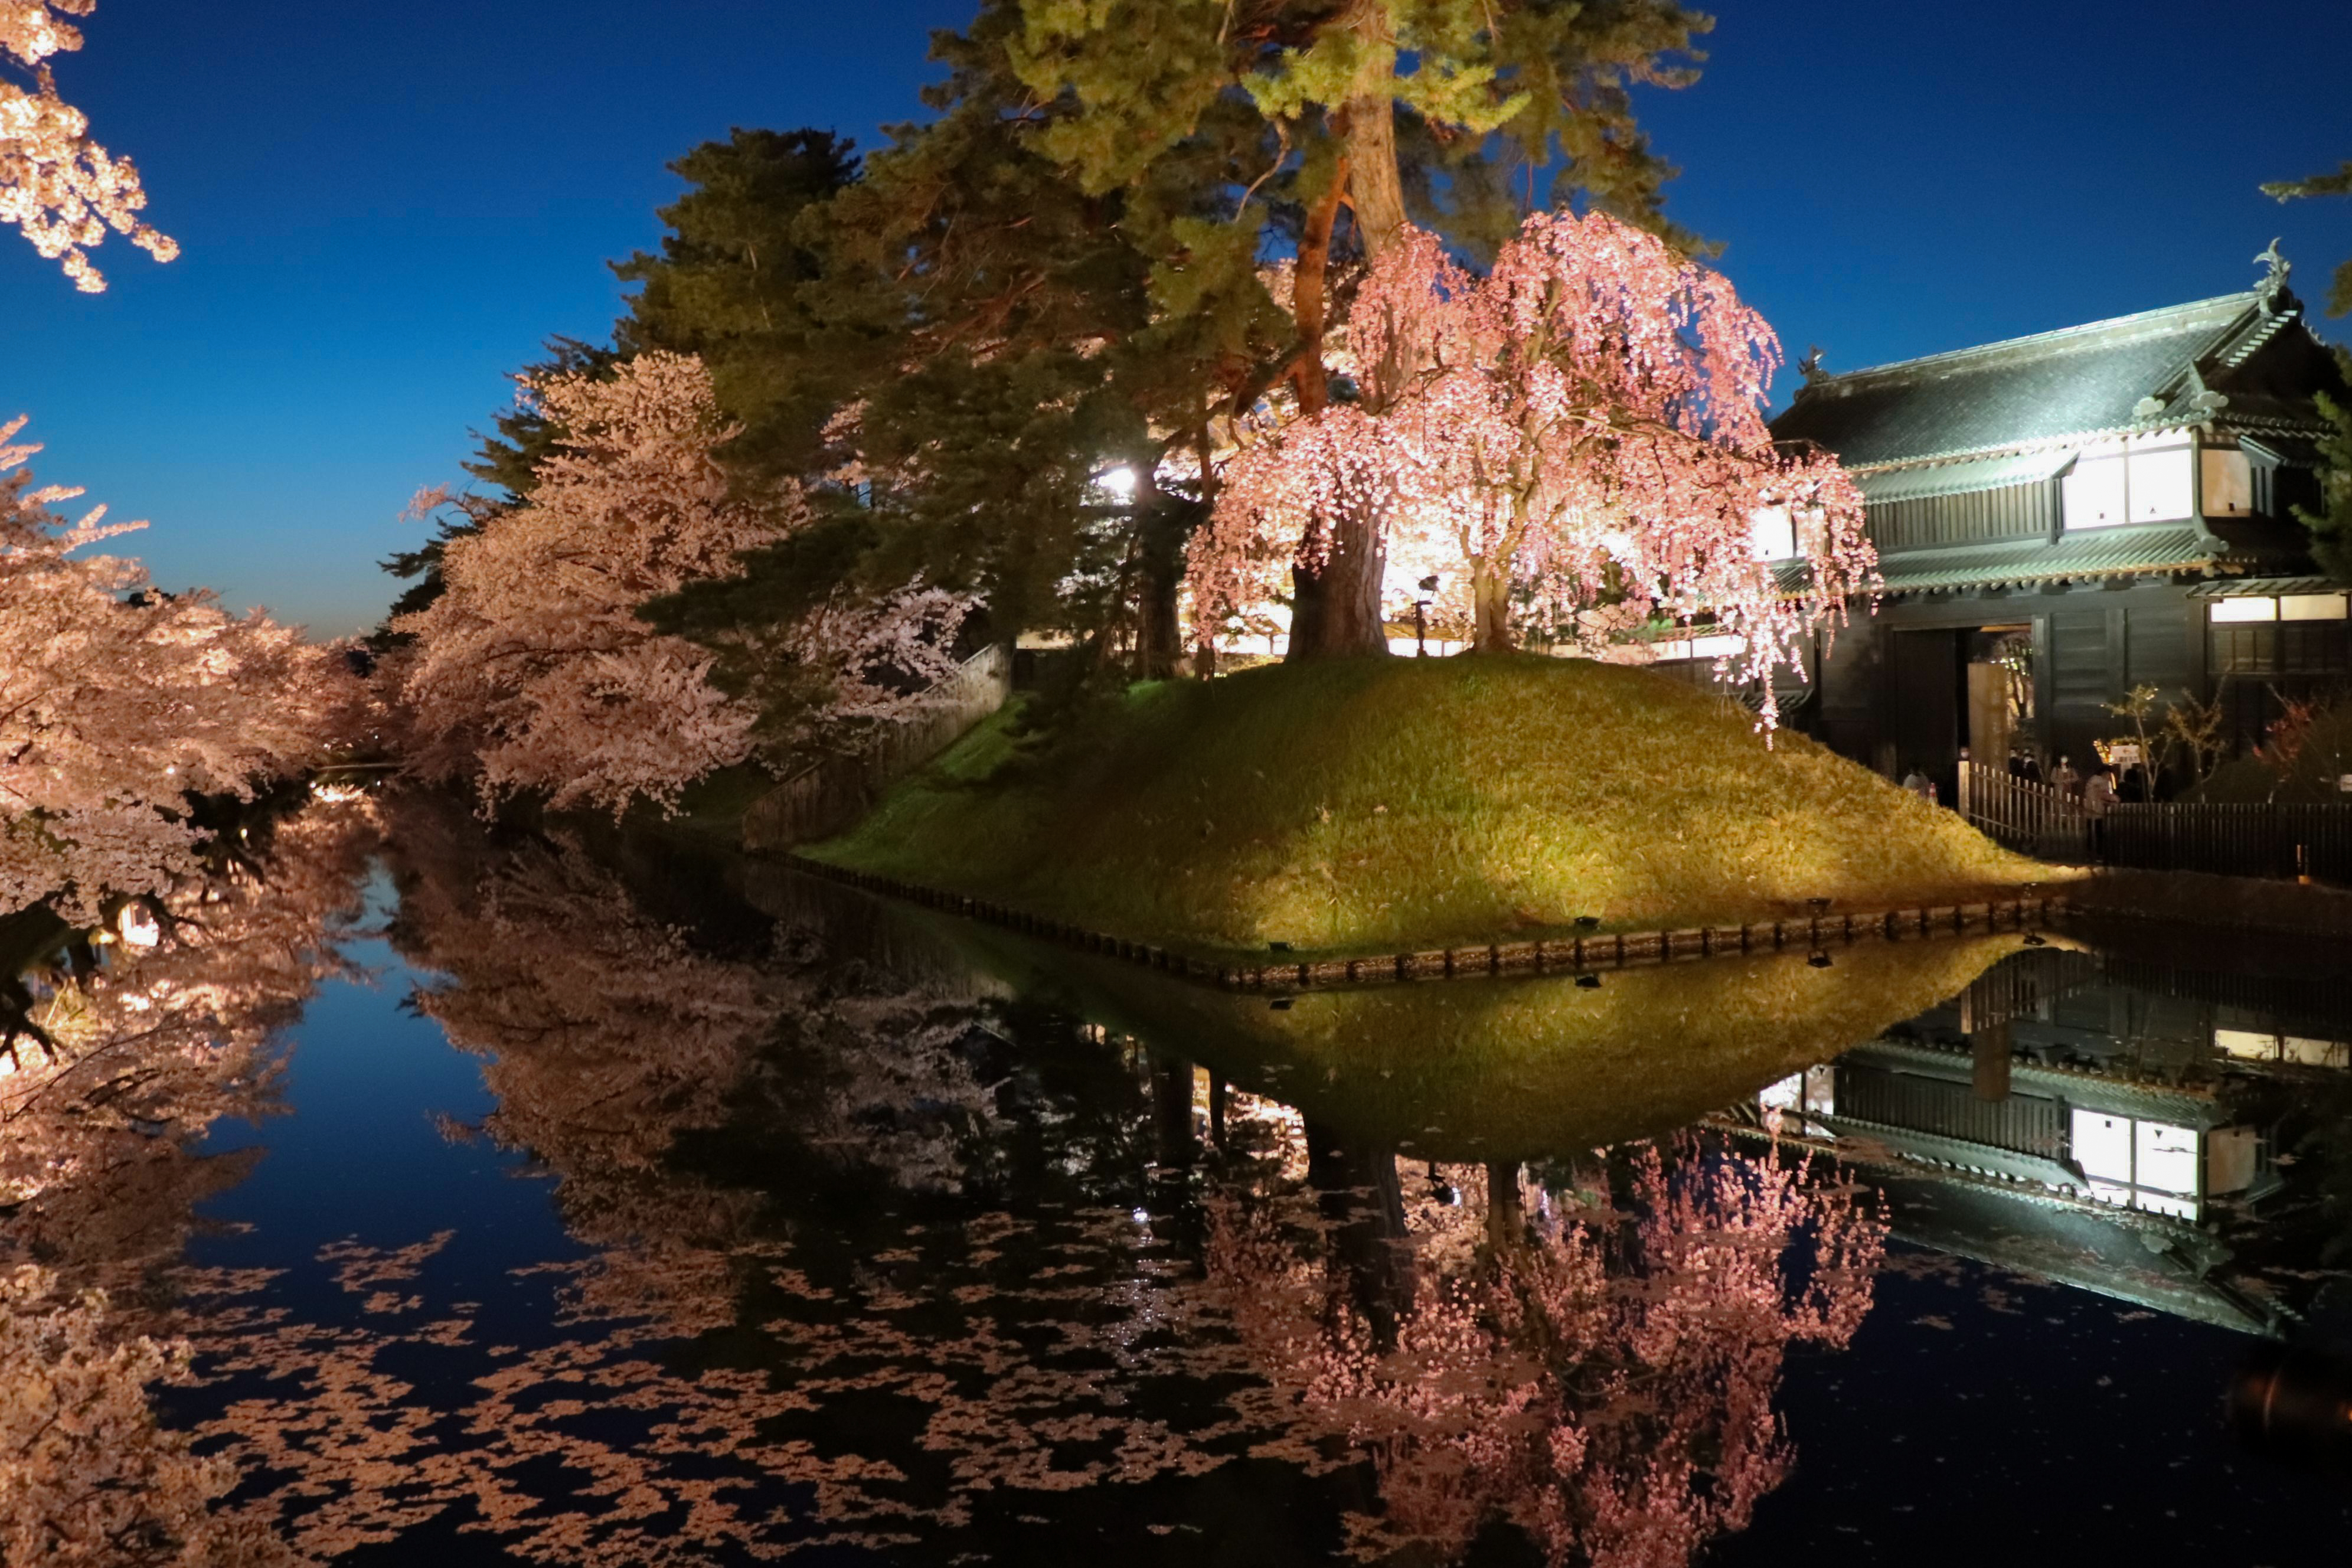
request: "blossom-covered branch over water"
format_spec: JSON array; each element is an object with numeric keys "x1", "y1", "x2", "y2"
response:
[
  {"x1": 0, "y1": 418, "x2": 351, "y2": 922},
  {"x1": 389, "y1": 351, "x2": 974, "y2": 816}
]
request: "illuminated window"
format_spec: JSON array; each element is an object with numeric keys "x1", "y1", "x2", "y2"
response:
[
  {"x1": 2202, "y1": 445, "x2": 2253, "y2": 515},
  {"x1": 2281, "y1": 593, "x2": 2349, "y2": 622},
  {"x1": 2209, "y1": 597, "x2": 2278, "y2": 623},
  {"x1": 2062, "y1": 433, "x2": 2194, "y2": 529},
  {"x1": 2071, "y1": 1108, "x2": 2203, "y2": 1217},
  {"x1": 1750, "y1": 505, "x2": 1798, "y2": 561}
]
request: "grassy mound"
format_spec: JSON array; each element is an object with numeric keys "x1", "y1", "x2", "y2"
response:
[{"x1": 806, "y1": 654, "x2": 2046, "y2": 958}]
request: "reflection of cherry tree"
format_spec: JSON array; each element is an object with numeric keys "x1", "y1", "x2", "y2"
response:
[
  {"x1": 0, "y1": 802, "x2": 374, "y2": 1567},
  {"x1": 1208, "y1": 1136, "x2": 1885, "y2": 1567}
]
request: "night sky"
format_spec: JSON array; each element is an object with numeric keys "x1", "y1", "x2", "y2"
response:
[{"x1": 11, "y1": 0, "x2": 2351, "y2": 635}]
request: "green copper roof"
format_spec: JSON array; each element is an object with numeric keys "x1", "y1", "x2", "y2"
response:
[
  {"x1": 1852, "y1": 448, "x2": 2075, "y2": 503},
  {"x1": 1773, "y1": 293, "x2": 2263, "y2": 466},
  {"x1": 1776, "y1": 522, "x2": 2295, "y2": 596}
]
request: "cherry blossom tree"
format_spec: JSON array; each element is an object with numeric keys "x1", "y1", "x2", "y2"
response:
[
  {"x1": 1, "y1": 419, "x2": 353, "y2": 922},
  {"x1": 391, "y1": 351, "x2": 973, "y2": 818},
  {"x1": 1191, "y1": 211, "x2": 1874, "y2": 723},
  {"x1": 1, "y1": 0, "x2": 176, "y2": 291}
]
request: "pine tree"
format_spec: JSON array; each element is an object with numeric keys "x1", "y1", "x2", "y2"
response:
[
  {"x1": 613, "y1": 129, "x2": 862, "y2": 479},
  {"x1": 2262, "y1": 159, "x2": 2352, "y2": 583},
  {"x1": 646, "y1": 9, "x2": 1285, "y2": 685}
]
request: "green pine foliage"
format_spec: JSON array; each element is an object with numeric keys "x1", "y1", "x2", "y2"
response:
[
  {"x1": 613, "y1": 129, "x2": 861, "y2": 478},
  {"x1": 2299, "y1": 368, "x2": 2352, "y2": 586},
  {"x1": 806, "y1": 655, "x2": 2049, "y2": 958}
]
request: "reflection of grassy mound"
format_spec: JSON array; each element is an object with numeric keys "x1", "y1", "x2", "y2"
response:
[
  {"x1": 865, "y1": 888, "x2": 2031, "y2": 1162},
  {"x1": 809, "y1": 655, "x2": 2043, "y2": 958}
]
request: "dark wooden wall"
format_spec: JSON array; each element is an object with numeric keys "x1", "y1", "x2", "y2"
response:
[
  {"x1": 1867, "y1": 481, "x2": 2054, "y2": 552},
  {"x1": 1814, "y1": 581, "x2": 2206, "y2": 777}
]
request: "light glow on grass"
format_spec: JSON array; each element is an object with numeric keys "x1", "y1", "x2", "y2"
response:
[{"x1": 806, "y1": 655, "x2": 2054, "y2": 958}]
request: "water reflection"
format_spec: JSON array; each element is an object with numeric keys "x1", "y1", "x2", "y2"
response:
[
  {"x1": 1723, "y1": 935, "x2": 2352, "y2": 1336},
  {"x1": 0, "y1": 801, "x2": 373, "y2": 1565},
  {"x1": 5, "y1": 795, "x2": 2350, "y2": 1562}
]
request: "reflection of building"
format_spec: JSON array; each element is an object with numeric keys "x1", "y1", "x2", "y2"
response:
[
  {"x1": 1737, "y1": 946, "x2": 2352, "y2": 1334},
  {"x1": 1717, "y1": 259, "x2": 2347, "y2": 785}
]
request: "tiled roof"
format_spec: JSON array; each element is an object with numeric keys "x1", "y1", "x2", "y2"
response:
[
  {"x1": 2186, "y1": 576, "x2": 2347, "y2": 599},
  {"x1": 1775, "y1": 520, "x2": 2302, "y2": 596},
  {"x1": 1772, "y1": 293, "x2": 2263, "y2": 468}
]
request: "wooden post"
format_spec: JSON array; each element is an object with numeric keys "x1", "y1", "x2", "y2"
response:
[{"x1": 1971, "y1": 1019, "x2": 2013, "y2": 1102}]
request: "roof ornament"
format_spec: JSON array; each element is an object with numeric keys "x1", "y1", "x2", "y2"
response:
[
  {"x1": 1798, "y1": 344, "x2": 1827, "y2": 386},
  {"x1": 2253, "y1": 236, "x2": 2292, "y2": 308}
]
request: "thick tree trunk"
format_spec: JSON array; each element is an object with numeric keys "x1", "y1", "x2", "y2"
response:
[
  {"x1": 1134, "y1": 557, "x2": 1182, "y2": 678},
  {"x1": 1285, "y1": 6, "x2": 1406, "y2": 664},
  {"x1": 1132, "y1": 504, "x2": 1185, "y2": 681},
  {"x1": 1469, "y1": 560, "x2": 1515, "y2": 653}
]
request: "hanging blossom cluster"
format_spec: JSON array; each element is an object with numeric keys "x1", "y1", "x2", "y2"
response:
[
  {"x1": 1, "y1": 417, "x2": 352, "y2": 922},
  {"x1": 393, "y1": 352, "x2": 972, "y2": 817},
  {"x1": 1, "y1": 1, "x2": 176, "y2": 291},
  {"x1": 1193, "y1": 210, "x2": 1875, "y2": 726},
  {"x1": 1209, "y1": 1138, "x2": 1886, "y2": 1568}
]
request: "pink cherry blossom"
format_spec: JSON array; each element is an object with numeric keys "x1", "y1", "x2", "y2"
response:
[
  {"x1": 392, "y1": 352, "x2": 974, "y2": 818},
  {"x1": 1, "y1": 1, "x2": 177, "y2": 290},
  {"x1": 1191, "y1": 211, "x2": 1875, "y2": 727},
  {"x1": 1, "y1": 417, "x2": 354, "y2": 921}
]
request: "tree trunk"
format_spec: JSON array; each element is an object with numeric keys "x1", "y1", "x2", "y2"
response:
[
  {"x1": 1131, "y1": 471, "x2": 1187, "y2": 681},
  {"x1": 1284, "y1": 6, "x2": 1405, "y2": 665},
  {"x1": 1469, "y1": 558, "x2": 1515, "y2": 653}
]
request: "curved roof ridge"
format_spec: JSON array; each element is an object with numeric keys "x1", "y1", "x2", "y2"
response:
[{"x1": 1818, "y1": 291, "x2": 2259, "y2": 386}]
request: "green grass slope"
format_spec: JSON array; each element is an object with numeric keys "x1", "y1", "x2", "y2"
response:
[{"x1": 806, "y1": 654, "x2": 2047, "y2": 958}]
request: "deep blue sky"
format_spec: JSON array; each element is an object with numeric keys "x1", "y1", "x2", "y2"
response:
[{"x1": 11, "y1": 0, "x2": 2350, "y2": 635}]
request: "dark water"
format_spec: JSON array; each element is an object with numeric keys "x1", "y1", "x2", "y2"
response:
[{"x1": 13, "y1": 794, "x2": 2352, "y2": 1566}]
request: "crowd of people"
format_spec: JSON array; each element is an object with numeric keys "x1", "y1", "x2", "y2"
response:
[{"x1": 1900, "y1": 744, "x2": 2153, "y2": 861}]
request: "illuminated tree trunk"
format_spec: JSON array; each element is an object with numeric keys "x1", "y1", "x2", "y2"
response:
[
  {"x1": 1469, "y1": 558, "x2": 1515, "y2": 654},
  {"x1": 1285, "y1": 11, "x2": 1405, "y2": 664}
]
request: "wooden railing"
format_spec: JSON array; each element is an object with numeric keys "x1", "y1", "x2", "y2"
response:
[
  {"x1": 741, "y1": 644, "x2": 1011, "y2": 852},
  {"x1": 1955, "y1": 761, "x2": 2090, "y2": 861},
  {"x1": 1957, "y1": 759, "x2": 2352, "y2": 882}
]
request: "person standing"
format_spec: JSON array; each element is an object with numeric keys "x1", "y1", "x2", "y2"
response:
[
  {"x1": 2082, "y1": 765, "x2": 2118, "y2": 861},
  {"x1": 2051, "y1": 754, "x2": 2081, "y2": 797},
  {"x1": 1902, "y1": 765, "x2": 1934, "y2": 801}
]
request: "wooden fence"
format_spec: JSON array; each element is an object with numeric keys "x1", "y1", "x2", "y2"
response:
[
  {"x1": 1956, "y1": 760, "x2": 2352, "y2": 883},
  {"x1": 741, "y1": 644, "x2": 1011, "y2": 852},
  {"x1": 1954, "y1": 762, "x2": 2090, "y2": 861}
]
